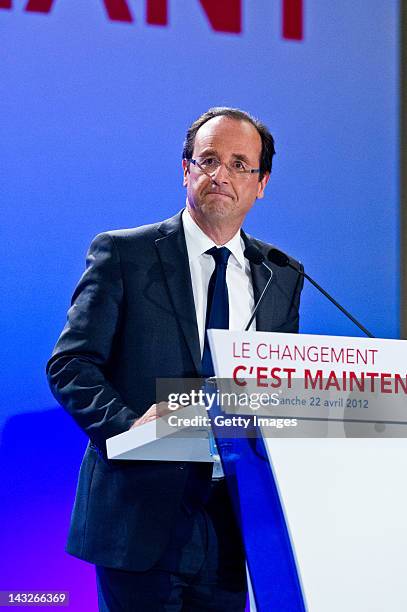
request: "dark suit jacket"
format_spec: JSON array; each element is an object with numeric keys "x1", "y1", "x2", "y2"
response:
[{"x1": 46, "y1": 210, "x2": 303, "y2": 571}]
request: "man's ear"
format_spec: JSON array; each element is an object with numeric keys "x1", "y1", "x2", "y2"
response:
[
  {"x1": 256, "y1": 172, "x2": 270, "y2": 200},
  {"x1": 182, "y1": 159, "x2": 189, "y2": 187}
]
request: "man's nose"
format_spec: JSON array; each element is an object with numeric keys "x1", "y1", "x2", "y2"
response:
[{"x1": 211, "y1": 162, "x2": 230, "y2": 182}]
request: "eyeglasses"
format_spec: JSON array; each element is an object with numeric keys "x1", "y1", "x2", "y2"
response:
[{"x1": 188, "y1": 157, "x2": 261, "y2": 179}]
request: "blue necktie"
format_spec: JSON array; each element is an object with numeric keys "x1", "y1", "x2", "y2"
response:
[{"x1": 201, "y1": 246, "x2": 231, "y2": 378}]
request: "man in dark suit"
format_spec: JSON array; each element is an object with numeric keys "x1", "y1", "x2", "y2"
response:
[{"x1": 47, "y1": 107, "x2": 303, "y2": 611}]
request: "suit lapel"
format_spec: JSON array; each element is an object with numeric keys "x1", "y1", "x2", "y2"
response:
[
  {"x1": 155, "y1": 212, "x2": 202, "y2": 375},
  {"x1": 154, "y1": 215, "x2": 277, "y2": 374},
  {"x1": 242, "y1": 232, "x2": 277, "y2": 332}
]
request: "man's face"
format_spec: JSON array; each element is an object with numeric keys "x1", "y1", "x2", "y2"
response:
[{"x1": 182, "y1": 116, "x2": 269, "y2": 226}]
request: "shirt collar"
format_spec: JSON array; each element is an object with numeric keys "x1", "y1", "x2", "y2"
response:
[{"x1": 182, "y1": 208, "x2": 245, "y2": 269}]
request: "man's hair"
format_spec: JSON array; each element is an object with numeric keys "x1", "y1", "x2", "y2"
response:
[{"x1": 182, "y1": 107, "x2": 275, "y2": 180}]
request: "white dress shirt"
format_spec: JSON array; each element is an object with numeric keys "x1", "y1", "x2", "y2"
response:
[
  {"x1": 182, "y1": 208, "x2": 256, "y2": 356},
  {"x1": 183, "y1": 208, "x2": 256, "y2": 479}
]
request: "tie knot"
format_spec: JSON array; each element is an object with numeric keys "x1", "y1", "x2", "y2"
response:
[{"x1": 206, "y1": 246, "x2": 231, "y2": 266}]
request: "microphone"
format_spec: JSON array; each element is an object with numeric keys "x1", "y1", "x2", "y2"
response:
[
  {"x1": 244, "y1": 246, "x2": 274, "y2": 331},
  {"x1": 267, "y1": 248, "x2": 374, "y2": 338}
]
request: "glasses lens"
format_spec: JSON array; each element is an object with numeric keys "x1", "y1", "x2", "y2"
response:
[{"x1": 195, "y1": 157, "x2": 220, "y2": 174}]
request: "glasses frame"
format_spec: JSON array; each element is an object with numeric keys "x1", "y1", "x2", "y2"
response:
[{"x1": 187, "y1": 157, "x2": 261, "y2": 179}]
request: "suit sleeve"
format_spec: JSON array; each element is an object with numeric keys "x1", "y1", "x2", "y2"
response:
[{"x1": 46, "y1": 233, "x2": 137, "y2": 452}]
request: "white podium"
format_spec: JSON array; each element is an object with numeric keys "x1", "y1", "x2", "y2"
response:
[
  {"x1": 107, "y1": 404, "x2": 214, "y2": 462},
  {"x1": 106, "y1": 330, "x2": 407, "y2": 611},
  {"x1": 207, "y1": 329, "x2": 407, "y2": 612}
]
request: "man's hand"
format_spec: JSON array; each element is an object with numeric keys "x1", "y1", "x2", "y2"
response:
[{"x1": 130, "y1": 401, "x2": 179, "y2": 429}]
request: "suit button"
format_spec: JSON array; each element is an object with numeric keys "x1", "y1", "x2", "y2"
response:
[{"x1": 178, "y1": 463, "x2": 186, "y2": 470}]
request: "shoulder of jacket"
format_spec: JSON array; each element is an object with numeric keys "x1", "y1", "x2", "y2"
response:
[
  {"x1": 91, "y1": 210, "x2": 184, "y2": 246},
  {"x1": 243, "y1": 232, "x2": 302, "y2": 270}
]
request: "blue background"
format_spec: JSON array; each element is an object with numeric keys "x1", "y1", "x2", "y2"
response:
[{"x1": 0, "y1": 1, "x2": 399, "y2": 609}]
